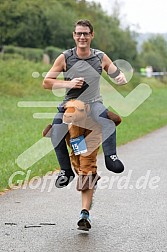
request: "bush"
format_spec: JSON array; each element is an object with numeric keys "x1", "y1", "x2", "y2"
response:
[
  {"x1": 44, "y1": 46, "x2": 64, "y2": 64},
  {"x1": 3, "y1": 45, "x2": 44, "y2": 62},
  {"x1": 0, "y1": 58, "x2": 51, "y2": 97},
  {"x1": 0, "y1": 53, "x2": 24, "y2": 60},
  {"x1": 2, "y1": 45, "x2": 65, "y2": 63}
]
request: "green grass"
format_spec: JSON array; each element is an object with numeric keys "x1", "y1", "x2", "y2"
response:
[
  {"x1": 0, "y1": 58, "x2": 167, "y2": 191},
  {"x1": 116, "y1": 87, "x2": 167, "y2": 145},
  {"x1": 101, "y1": 75, "x2": 167, "y2": 145}
]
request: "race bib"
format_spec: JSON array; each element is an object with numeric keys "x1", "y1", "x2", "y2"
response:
[{"x1": 70, "y1": 135, "x2": 87, "y2": 155}]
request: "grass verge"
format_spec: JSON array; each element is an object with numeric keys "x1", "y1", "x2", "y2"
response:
[{"x1": 0, "y1": 59, "x2": 167, "y2": 191}]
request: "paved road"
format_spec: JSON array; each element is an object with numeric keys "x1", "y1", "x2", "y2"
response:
[{"x1": 0, "y1": 126, "x2": 167, "y2": 252}]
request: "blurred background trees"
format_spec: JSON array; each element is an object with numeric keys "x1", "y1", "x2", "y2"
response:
[{"x1": 0, "y1": 0, "x2": 167, "y2": 71}]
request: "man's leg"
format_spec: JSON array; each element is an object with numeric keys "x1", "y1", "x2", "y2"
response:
[
  {"x1": 82, "y1": 188, "x2": 94, "y2": 211},
  {"x1": 90, "y1": 102, "x2": 124, "y2": 173},
  {"x1": 51, "y1": 112, "x2": 75, "y2": 188},
  {"x1": 77, "y1": 188, "x2": 93, "y2": 231}
]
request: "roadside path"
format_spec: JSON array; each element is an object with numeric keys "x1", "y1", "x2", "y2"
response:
[{"x1": 0, "y1": 126, "x2": 167, "y2": 252}]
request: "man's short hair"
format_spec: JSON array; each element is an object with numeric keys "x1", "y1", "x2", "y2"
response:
[{"x1": 74, "y1": 20, "x2": 93, "y2": 33}]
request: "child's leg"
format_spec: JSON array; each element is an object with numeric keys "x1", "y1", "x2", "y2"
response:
[
  {"x1": 51, "y1": 111, "x2": 75, "y2": 188},
  {"x1": 90, "y1": 102, "x2": 124, "y2": 173}
]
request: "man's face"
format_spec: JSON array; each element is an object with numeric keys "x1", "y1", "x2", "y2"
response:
[{"x1": 73, "y1": 25, "x2": 94, "y2": 48}]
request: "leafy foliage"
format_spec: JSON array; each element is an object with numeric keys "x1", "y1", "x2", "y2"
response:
[
  {"x1": 3, "y1": 45, "x2": 44, "y2": 62},
  {"x1": 139, "y1": 35, "x2": 167, "y2": 71},
  {"x1": 1, "y1": 0, "x2": 167, "y2": 70},
  {"x1": 44, "y1": 46, "x2": 64, "y2": 64},
  {"x1": 0, "y1": 0, "x2": 137, "y2": 64}
]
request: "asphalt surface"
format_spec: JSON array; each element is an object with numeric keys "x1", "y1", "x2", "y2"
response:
[{"x1": 0, "y1": 126, "x2": 167, "y2": 252}]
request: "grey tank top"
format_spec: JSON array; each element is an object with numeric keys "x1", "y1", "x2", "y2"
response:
[{"x1": 63, "y1": 47, "x2": 104, "y2": 103}]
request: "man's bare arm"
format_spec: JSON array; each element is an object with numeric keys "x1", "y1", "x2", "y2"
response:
[
  {"x1": 42, "y1": 54, "x2": 84, "y2": 90},
  {"x1": 102, "y1": 54, "x2": 127, "y2": 85}
]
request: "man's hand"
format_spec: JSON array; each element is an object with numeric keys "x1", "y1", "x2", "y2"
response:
[
  {"x1": 114, "y1": 72, "x2": 127, "y2": 85},
  {"x1": 69, "y1": 77, "x2": 85, "y2": 89}
]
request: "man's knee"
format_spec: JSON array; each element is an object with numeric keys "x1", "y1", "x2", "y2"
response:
[{"x1": 51, "y1": 124, "x2": 68, "y2": 149}]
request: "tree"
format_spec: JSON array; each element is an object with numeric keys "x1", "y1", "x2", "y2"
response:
[
  {"x1": 0, "y1": 0, "x2": 138, "y2": 67},
  {"x1": 139, "y1": 35, "x2": 167, "y2": 71},
  {"x1": 0, "y1": 0, "x2": 48, "y2": 48}
]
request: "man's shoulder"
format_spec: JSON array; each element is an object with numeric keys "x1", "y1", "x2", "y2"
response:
[
  {"x1": 92, "y1": 48, "x2": 104, "y2": 54},
  {"x1": 91, "y1": 48, "x2": 104, "y2": 61},
  {"x1": 63, "y1": 48, "x2": 75, "y2": 59}
]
